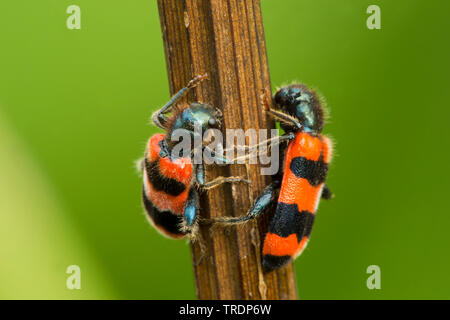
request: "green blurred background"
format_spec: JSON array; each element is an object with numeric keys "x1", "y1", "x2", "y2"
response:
[{"x1": 0, "y1": 0, "x2": 449, "y2": 299}]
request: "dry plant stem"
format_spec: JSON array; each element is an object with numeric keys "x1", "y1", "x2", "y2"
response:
[{"x1": 157, "y1": 0, "x2": 298, "y2": 300}]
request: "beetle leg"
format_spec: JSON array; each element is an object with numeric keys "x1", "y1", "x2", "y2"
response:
[
  {"x1": 205, "y1": 180, "x2": 281, "y2": 226},
  {"x1": 151, "y1": 73, "x2": 208, "y2": 129}
]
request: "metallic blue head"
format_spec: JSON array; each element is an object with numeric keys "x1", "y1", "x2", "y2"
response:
[
  {"x1": 274, "y1": 84, "x2": 325, "y2": 133},
  {"x1": 171, "y1": 103, "x2": 220, "y2": 135},
  {"x1": 166, "y1": 103, "x2": 221, "y2": 157}
]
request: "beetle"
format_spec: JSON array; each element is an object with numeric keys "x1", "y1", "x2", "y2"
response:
[
  {"x1": 211, "y1": 84, "x2": 333, "y2": 271},
  {"x1": 140, "y1": 74, "x2": 249, "y2": 242}
]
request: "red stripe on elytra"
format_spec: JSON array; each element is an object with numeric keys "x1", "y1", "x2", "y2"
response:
[
  {"x1": 147, "y1": 134, "x2": 192, "y2": 184},
  {"x1": 277, "y1": 176, "x2": 323, "y2": 213},
  {"x1": 287, "y1": 132, "x2": 323, "y2": 161},
  {"x1": 143, "y1": 169, "x2": 188, "y2": 215},
  {"x1": 263, "y1": 233, "x2": 298, "y2": 257}
]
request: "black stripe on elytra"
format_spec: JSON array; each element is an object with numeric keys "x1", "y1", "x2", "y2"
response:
[
  {"x1": 289, "y1": 153, "x2": 328, "y2": 187},
  {"x1": 269, "y1": 202, "x2": 315, "y2": 241},
  {"x1": 262, "y1": 254, "x2": 292, "y2": 271},
  {"x1": 142, "y1": 189, "x2": 185, "y2": 235},
  {"x1": 145, "y1": 158, "x2": 187, "y2": 196}
]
